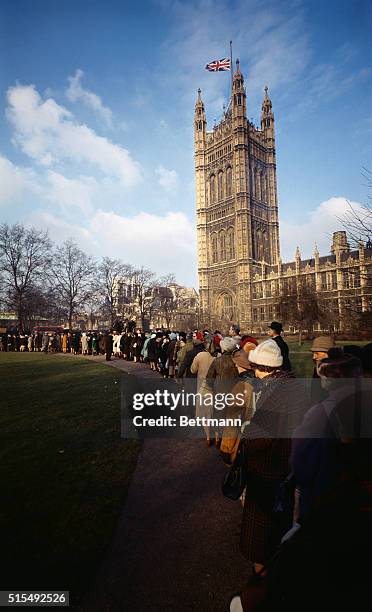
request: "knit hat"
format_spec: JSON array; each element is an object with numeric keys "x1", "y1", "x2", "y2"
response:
[
  {"x1": 169, "y1": 332, "x2": 177, "y2": 341},
  {"x1": 151, "y1": 333, "x2": 156, "y2": 339},
  {"x1": 310, "y1": 336, "x2": 335, "y2": 353},
  {"x1": 195, "y1": 331, "x2": 204, "y2": 341},
  {"x1": 240, "y1": 335, "x2": 258, "y2": 348},
  {"x1": 220, "y1": 337, "x2": 239, "y2": 353},
  {"x1": 248, "y1": 339, "x2": 283, "y2": 367}
]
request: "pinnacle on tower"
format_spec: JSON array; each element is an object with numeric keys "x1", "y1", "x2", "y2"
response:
[
  {"x1": 233, "y1": 58, "x2": 244, "y2": 90},
  {"x1": 232, "y1": 59, "x2": 246, "y2": 116},
  {"x1": 194, "y1": 88, "x2": 206, "y2": 140},
  {"x1": 261, "y1": 85, "x2": 274, "y2": 133}
]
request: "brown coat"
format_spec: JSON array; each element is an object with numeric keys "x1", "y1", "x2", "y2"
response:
[
  {"x1": 205, "y1": 353, "x2": 239, "y2": 398},
  {"x1": 220, "y1": 376, "x2": 254, "y2": 460}
]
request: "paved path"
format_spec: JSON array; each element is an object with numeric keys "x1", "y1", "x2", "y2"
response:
[{"x1": 78, "y1": 356, "x2": 251, "y2": 611}]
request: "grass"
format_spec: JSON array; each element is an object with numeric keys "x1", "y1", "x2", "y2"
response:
[{"x1": 0, "y1": 353, "x2": 141, "y2": 605}]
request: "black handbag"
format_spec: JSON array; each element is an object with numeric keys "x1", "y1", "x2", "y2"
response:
[{"x1": 222, "y1": 439, "x2": 247, "y2": 500}]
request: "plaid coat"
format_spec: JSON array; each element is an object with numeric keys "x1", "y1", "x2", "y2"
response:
[{"x1": 240, "y1": 370, "x2": 309, "y2": 563}]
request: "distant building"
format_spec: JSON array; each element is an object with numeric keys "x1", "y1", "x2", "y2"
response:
[
  {"x1": 113, "y1": 280, "x2": 199, "y2": 331},
  {"x1": 194, "y1": 60, "x2": 371, "y2": 332}
]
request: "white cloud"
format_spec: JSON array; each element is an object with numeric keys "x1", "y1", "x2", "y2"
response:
[
  {"x1": 0, "y1": 154, "x2": 39, "y2": 205},
  {"x1": 28, "y1": 207, "x2": 197, "y2": 285},
  {"x1": 31, "y1": 209, "x2": 94, "y2": 247},
  {"x1": 66, "y1": 68, "x2": 113, "y2": 127},
  {"x1": 280, "y1": 197, "x2": 364, "y2": 260},
  {"x1": 6, "y1": 83, "x2": 141, "y2": 186},
  {"x1": 45, "y1": 171, "x2": 97, "y2": 215},
  {"x1": 89, "y1": 209, "x2": 196, "y2": 282},
  {"x1": 155, "y1": 165, "x2": 179, "y2": 193}
]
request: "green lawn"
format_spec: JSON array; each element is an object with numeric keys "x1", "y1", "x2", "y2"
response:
[{"x1": 0, "y1": 353, "x2": 140, "y2": 605}]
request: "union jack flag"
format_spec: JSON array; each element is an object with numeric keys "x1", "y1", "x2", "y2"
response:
[{"x1": 205, "y1": 58, "x2": 231, "y2": 72}]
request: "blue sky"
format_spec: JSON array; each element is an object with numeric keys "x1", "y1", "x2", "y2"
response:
[{"x1": 0, "y1": 0, "x2": 371, "y2": 286}]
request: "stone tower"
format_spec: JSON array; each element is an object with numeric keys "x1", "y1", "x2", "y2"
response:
[{"x1": 194, "y1": 60, "x2": 280, "y2": 329}]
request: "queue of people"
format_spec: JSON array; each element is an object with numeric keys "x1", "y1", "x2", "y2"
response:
[{"x1": 2, "y1": 319, "x2": 372, "y2": 607}]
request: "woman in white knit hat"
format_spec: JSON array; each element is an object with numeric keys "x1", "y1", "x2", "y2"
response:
[{"x1": 239, "y1": 339, "x2": 308, "y2": 574}]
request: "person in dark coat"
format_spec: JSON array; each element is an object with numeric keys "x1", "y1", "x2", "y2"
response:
[
  {"x1": 274, "y1": 352, "x2": 372, "y2": 610},
  {"x1": 147, "y1": 333, "x2": 162, "y2": 371},
  {"x1": 240, "y1": 339, "x2": 308, "y2": 572},
  {"x1": 178, "y1": 332, "x2": 206, "y2": 379},
  {"x1": 98, "y1": 333, "x2": 105, "y2": 355},
  {"x1": 73, "y1": 332, "x2": 81, "y2": 355},
  {"x1": 123, "y1": 333, "x2": 132, "y2": 360},
  {"x1": 268, "y1": 321, "x2": 291, "y2": 371},
  {"x1": 134, "y1": 331, "x2": 144, "y2": 362},
  {"x1": 166, "y1": 333, "x2": 178, "y2": 377},
  {"x1": 103, "y1": 331, "x2": 113, "y2": 361}
]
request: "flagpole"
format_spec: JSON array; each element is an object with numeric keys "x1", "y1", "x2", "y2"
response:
[{"x1": 230, "y1": 40, "x2": 233, "y2": 94}]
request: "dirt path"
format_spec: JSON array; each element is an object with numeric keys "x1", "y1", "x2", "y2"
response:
[{"x1": 78, "y1": 356, "x2": 251, "y2": 611}]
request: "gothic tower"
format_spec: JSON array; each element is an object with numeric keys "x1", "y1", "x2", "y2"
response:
[{"x1": 194, "y1": 61, "x2": 280, "y2": 329}]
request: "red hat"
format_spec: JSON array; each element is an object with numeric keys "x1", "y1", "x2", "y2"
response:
[
  {"x1": 195, "y1": 331, "x2": 204, "y2": 341},
  {"x1": 240, "y1": 336, "x2": 258, "y2": 348}
]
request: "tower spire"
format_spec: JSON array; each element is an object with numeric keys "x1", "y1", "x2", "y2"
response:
[
  {"x1": 232, "y1": 59, "x2": 246, "y2": 117},
  {"x1": 261, "y1": 85, "x2": 275, "y2": 141},
  {"x1": 194, "y1": 88, "x2": 206, "y2": 147}
]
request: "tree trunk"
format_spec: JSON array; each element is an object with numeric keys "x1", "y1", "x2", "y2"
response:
[{"x1": 17, "y1": 293, "x2": 24, "y2": 333}]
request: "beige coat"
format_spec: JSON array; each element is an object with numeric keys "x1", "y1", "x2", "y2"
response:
[
  {"x1": 190, "y1": 351, "x2": 215, "y2": 420},
  {"x1": 190, "y1": 350, "x2": 215, "y2": 390}
]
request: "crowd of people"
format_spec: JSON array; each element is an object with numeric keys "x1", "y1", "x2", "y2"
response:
[{"x1": 3, "y1": 319, "x2": 372, "y2": 608}]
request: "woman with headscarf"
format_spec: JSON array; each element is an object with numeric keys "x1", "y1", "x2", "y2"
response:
[
  {"x1": 220, "y1": 345, "x2": 256, "y2": 464},
  {"x1": 204, "y1": 337, "x2": 240, "y2": 447},
  {"x1": 190, "y1": 335, "x2": 216, "y2": 445}
]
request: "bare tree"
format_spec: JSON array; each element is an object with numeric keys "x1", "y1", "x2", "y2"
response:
[
  {"x1": 132, "y1": 266, "x2": 156, "y2": 329},
  {"x1": 278, "y1": 277, "x2": 324, "y2": 344},
  {"x1": 338, "y1": 168, "x2": 372, "y2": 247},
  {"x1": 49, "y1": 240, "x2": 97, "y2": 330},
  {"x1": 0, "y1": 223, "x2": 51, "y2": 331},
  {"x1": 156, "y1": 274, "x2": 181, "y2": 328},
  {"x1": 97, "y1": 257, "x2": 133, "y2": 326}
]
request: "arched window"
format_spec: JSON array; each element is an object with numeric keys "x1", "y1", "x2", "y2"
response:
[
  {"x1": 218, "y1": 171, "x2": 224, "y2": 201},
  {"x1": 226, "y1": 166, "x2": 232, "y2": 197},
  {"x1": 210, "y1": 175, "x2": 216, "y2": 203},
  {"x1": 219, "y1": 230, "x2": 226, "y2": 261},
  {"x1": 227, "y1": 227, "x2": 235, "y2": 260},
  {"x1": 211, "y1": 233, "x2": 218, "y2": 263},
  {"x1": 217, "y1": 293, "x2": 234, "y2": 320}
]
